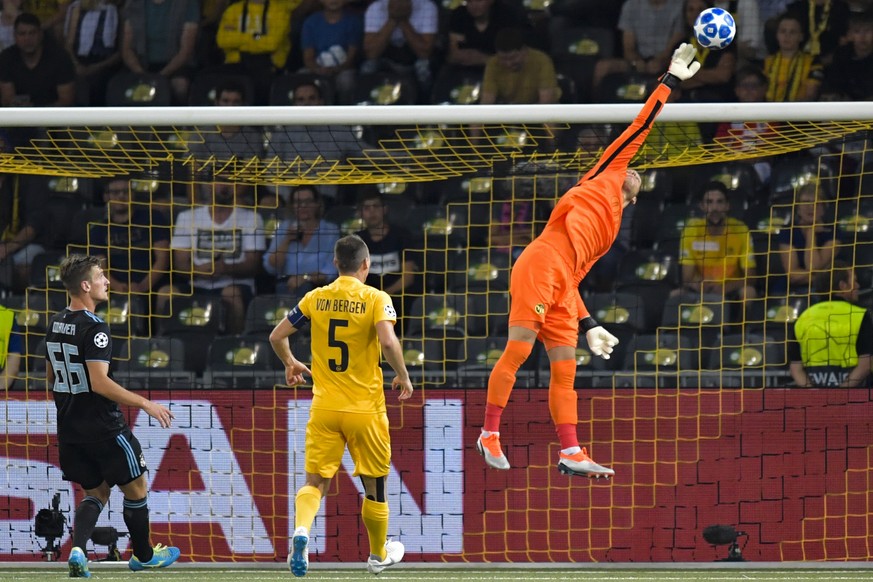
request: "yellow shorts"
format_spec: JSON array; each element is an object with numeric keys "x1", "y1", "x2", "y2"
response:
[
  {"x1": 509, "y1": 242, "x2": 580, "y2": 349},
  {"x1": 305, "y1": 408, "x2": 391, "y2": 478}
]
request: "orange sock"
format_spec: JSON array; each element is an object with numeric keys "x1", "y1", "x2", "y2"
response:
[
  {"x1": 549, "y1": 359, "x2": 579, "y2": 449},
  {"x1": 485, "y1": 340, "x2": 534, "y2": 431}
]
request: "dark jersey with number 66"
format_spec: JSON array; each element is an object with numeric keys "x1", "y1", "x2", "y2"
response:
[{"x1": 45, "y1": 308, "x2": 127, "y2": 443}]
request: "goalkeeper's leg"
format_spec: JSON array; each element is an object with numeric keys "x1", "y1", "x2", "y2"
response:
[{"x1": 479, "y1": 325, "x2": 537, "y2": 470}]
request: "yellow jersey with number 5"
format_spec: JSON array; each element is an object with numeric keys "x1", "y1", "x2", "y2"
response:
[{"x1": 296, "y1": 275, "x2": 396, "y2": 414}]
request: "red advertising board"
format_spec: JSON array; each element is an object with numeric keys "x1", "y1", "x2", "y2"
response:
[{"x1": 2, "y1": 388, "x2": 872, "y2": 563}]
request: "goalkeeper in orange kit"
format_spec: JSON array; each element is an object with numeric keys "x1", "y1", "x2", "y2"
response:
[{"x1": 477, "y1": 43, "x2": 702, "y2": 479}]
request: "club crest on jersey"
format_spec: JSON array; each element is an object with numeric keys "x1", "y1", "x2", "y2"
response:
[
  {"x1": 94, "y1": 332, "x2": 109, "y2": 348},
  {"x1": 384, "y1": 304, "x2": 396, "y2": 318},
  {"x1": 139, "y1": 453, "x2": 146, "y2": 468},
  {"x1": 535, "y1": 303, "x2": 545, "y2": 315}
]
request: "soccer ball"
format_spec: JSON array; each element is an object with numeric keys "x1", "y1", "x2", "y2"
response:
[{"x1": 693, "y1": 7, "x2": 736, "y2": 50}]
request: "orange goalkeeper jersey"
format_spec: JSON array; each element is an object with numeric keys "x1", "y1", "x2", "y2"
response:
[{"x1": 540, "y1": 83, "x2": 672, "y2": 294}]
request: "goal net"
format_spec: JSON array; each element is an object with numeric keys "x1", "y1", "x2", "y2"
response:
[{"x1": 1, "y1": 99, "x2": 873, "y2": 564}]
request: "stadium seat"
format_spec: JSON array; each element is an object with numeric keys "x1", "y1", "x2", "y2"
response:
[
  {"x1": 465, "y1": 291, "x2": 509, "y2": 338},
  {"x1": 586, "y1": 290, "x2": 649, "y2": 333},
  {"x1": 549, "y1": 24, "x2": 614, "y2": 102},
  {"x1": 156, "y1": 293, "x2": 226, "y2": 375},
  {"x1": 28, "y1": 251, "x2": 66, "y2": 290},
  {"x1": 243, "y1": 294, "x2": 297, "y2": 337},
  {"x1": 745, "y1": 295, "x2": 809, "y2": 342},
  {"x1": 835, "y1": 195, "x2": 873, "y2": 241},
  {"x1": 447, "y1": 248, "x2": 511, "y2": 293},
  {"x1": 94, "y1": 294, "x2": 149, "y2": 338},
  {"x1": 622, "y1": 331, "x2": 697, "y2": 388},
  {"x1": 400, "y1": 335, "x2": 448, "y2": 378},
  {"x1": 596, "y1": 71, "x2": 659, "y2": 104},
  {"x1": 653, "y1": 203, "x2": 694, "y2": 257},
  {"x1": 105, "y1": 71, "x2": 172, "y2": 106},
  {"x1": 323, "y1": 204, "x2": 363, "y2": 236},
  {"x1": 354, "y1": 71, "x2": 418, "y2": 106},
  {"x1": 769, "y1": 155, "x2": 837, "y2": 201},
  {"x1": 659, "y1": 291, "x2": 728, "y2": 349},
  {"x1": 188, "y1": 71, "x2": 255, "y2": 106},
  {"x1": 68, "y1": 206, "x2": 106, "y2": 247},
  {"x1": 114, "y1": 337, "x2": 196, "y2": 390},
  {"x1": 430, "y1": 66, "x2": 483, "y2": 105},
  {"x1": 405, "y1": 293, "x2": 466, "y2": 361},
  {"x1": 203, "y1": 335, "x2": 284, "y2": 389},
  {"x1": 269, "y1": 72, "x2": 336, "y2": 105}
]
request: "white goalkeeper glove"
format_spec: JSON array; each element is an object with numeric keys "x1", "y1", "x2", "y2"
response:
[
  {"x1": 665, "y1": 42, "x2": 701, "y2": 82},
  {"x1": 581, "y1": 317, "x2": 619, "y2": 360}
]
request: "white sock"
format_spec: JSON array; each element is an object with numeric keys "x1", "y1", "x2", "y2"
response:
[
  {"x1": 481, "y1": 429, "x2": 498, "y2": 437},
  {"x1": 561, "y1": 446, "x2": 581, "y2": 455}
]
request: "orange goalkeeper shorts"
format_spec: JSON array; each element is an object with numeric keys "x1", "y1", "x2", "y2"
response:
[{"x1": 508, "y1": 241, "x2": 580, "y2": 350}]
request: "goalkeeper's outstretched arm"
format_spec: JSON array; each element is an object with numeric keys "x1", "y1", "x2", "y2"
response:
[{"x1": 579, "y1": 43, "x2": 701, "y2": 182}]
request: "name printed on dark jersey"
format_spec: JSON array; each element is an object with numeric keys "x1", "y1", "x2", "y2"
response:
[
  {"x1": 315, "y1": 298, "x2": 367, "y2": 314},
  {"x1": 51, "y1": 321, "x2": 78, "y2": 335}
]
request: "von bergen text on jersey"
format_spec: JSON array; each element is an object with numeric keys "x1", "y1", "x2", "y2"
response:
[
  {"x1": 315, "y1": 298, "x2": 367, "y2": 314},
  {"x1": 52, "y1": 321, "x2": 77, "y2": 335}
]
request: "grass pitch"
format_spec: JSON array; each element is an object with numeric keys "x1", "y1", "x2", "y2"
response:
[{"x1": 3, "y1": 565, "x2": 873, "y2": 582}]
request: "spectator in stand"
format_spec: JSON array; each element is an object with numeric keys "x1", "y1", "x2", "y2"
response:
[
  {"x1": 120, "y1": 0, "x2": 199, "y2": 105},
  {"x1": 198, "y1": 0, "x2": 229, "y2": 68},
  {"x1": 0, "y1": 12, "x2": 75, "y2": 106},
  {"x1": 187, "y1": 79, "x2": 265, "y2": 167},
  {"x1": 263, "y1": 185, "x2": 340, "y2": 299},
  {"x1": 62, "y1": 0, "x2": 122, "y2": 106},
  {"x1": 789, "y1": 261, "x2": 872, "y2": 387},
  {"x1": 0, "y1": 313, "x2": 22, "y2": 390},
  {"x1": 480, "y1": 27, "x2": 558, "y2": 106},
  {"x1": 823, "y1": 10, "x2": 873, "y2": 100},
  {"x1": 361, "y1": 0, "x2": 438, "y2": 103},
  {"x1": 593, "y1": 0, "x2": 683, "y2": 90},
  {"x1": 0, "y1": 172, "x2": 51, "y2": 293},
  {"x1": 354, "y1": 188, "x2": 420, "y2": 331},
  {"x1": 215, "y1": 0, "x2": 295, "y2": 105},
  {"x1": 0, "y1": 0, "x2": 23, "y2": 51},
  {"x1": 666, "y1": 0, "x2": 737, "y2": 102},
  {"x1": 763, "y1": 11, "x2": 824, "y2": 101},
  {"x1": 713, "y1": 0, "x2": 765, "y2": 62},
  {"x1": 264, "y1": 80, "x2": 374, "y2": 203},
  {"x1": 442, "y1": 0, "x2": 529, "y2": 75},
  {"x1": 772, "y1": 182, "x2": 838, "y2": 296},
  {"x1": 299, "y1": 0, "x2": 362, "y2": 105},
  {"x1": 784, "y1": 0, "x2": 851, "y2": 66},
  {"x1": 676, "y1": 181, "x2": 757, "y2": 306},
  {"x1": 713, "y1": 66, "x2": 777, "y2": 185},
  {"x1": 23, "y1": 0, "x2": 69, "y2": 39},
  {"x1": 87, "y1": 177, "x2": 171, "y2": 333},
  {"x1": 160, "y1": 181, "x2": 266, "y2": 335}
]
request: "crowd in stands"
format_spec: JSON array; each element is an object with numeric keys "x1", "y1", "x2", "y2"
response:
[
  {"x1": 0, "y1": 0, "x2": 871, "y2": 109},
  {"x1": 1, "y1": 0, "x2": 873, "y2": 388}
]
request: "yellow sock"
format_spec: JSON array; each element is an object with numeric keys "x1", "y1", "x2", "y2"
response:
[
  {"x1": 361, "y1": 498, "x2": 389, "y2": 559},
  {"x1": 295, "y1": 485, "x2": 322, "y2": 531}
]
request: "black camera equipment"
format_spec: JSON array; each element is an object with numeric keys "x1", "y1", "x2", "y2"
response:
[
  {"x1": 91, "y1": 527, "x2": 128, "y2": 561},
  {"x1": 702, "y1": 524, "x2": 748, "y2": 562},
  {"x1": 33, "y1": 493, "x2": 66, "y2": 561}
]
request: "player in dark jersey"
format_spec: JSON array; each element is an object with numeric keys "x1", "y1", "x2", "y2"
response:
[{"x1": 46, "y1": 254, "x2": 180, "y2": 578}]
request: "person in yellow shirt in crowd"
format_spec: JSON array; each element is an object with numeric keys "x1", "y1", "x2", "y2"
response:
[
  {"x1": 269, "y1": 233, "x2": 413, "y2": 577},
  {"x1": 677, "y1": 181, "x2": 757, "y2": 307},
  {"x1": 216, "y1": 0, "x2": 297, "y2": 103}
]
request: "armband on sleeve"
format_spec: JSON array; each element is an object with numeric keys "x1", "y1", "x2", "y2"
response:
[{"x1": 580, "y1": 316, "x2": 599, "y2": 332}]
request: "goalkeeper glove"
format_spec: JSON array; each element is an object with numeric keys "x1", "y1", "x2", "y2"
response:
[
  {"x1": 581, "y1": 317, "x2": 619, "y2": 360},
  {"x1": 661, "y1": 42, "x2": 701, "y2": 88}
]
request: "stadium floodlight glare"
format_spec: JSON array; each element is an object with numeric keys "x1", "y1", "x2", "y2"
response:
[{"x1": 702, "y1": 524, "x2": 748, "y2": 562}]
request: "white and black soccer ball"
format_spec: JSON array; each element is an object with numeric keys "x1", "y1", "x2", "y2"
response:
[
  {"x1": 693, "y1": 7, "x2": 736, "y2": 50},
  {"x1": 316, "y1": 45, "x2": 347, "y2": 68}
]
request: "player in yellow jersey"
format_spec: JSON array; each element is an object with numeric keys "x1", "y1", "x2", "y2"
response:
[{"x1": 269, "y1": 234, "x2": 414, "y2": 577}]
